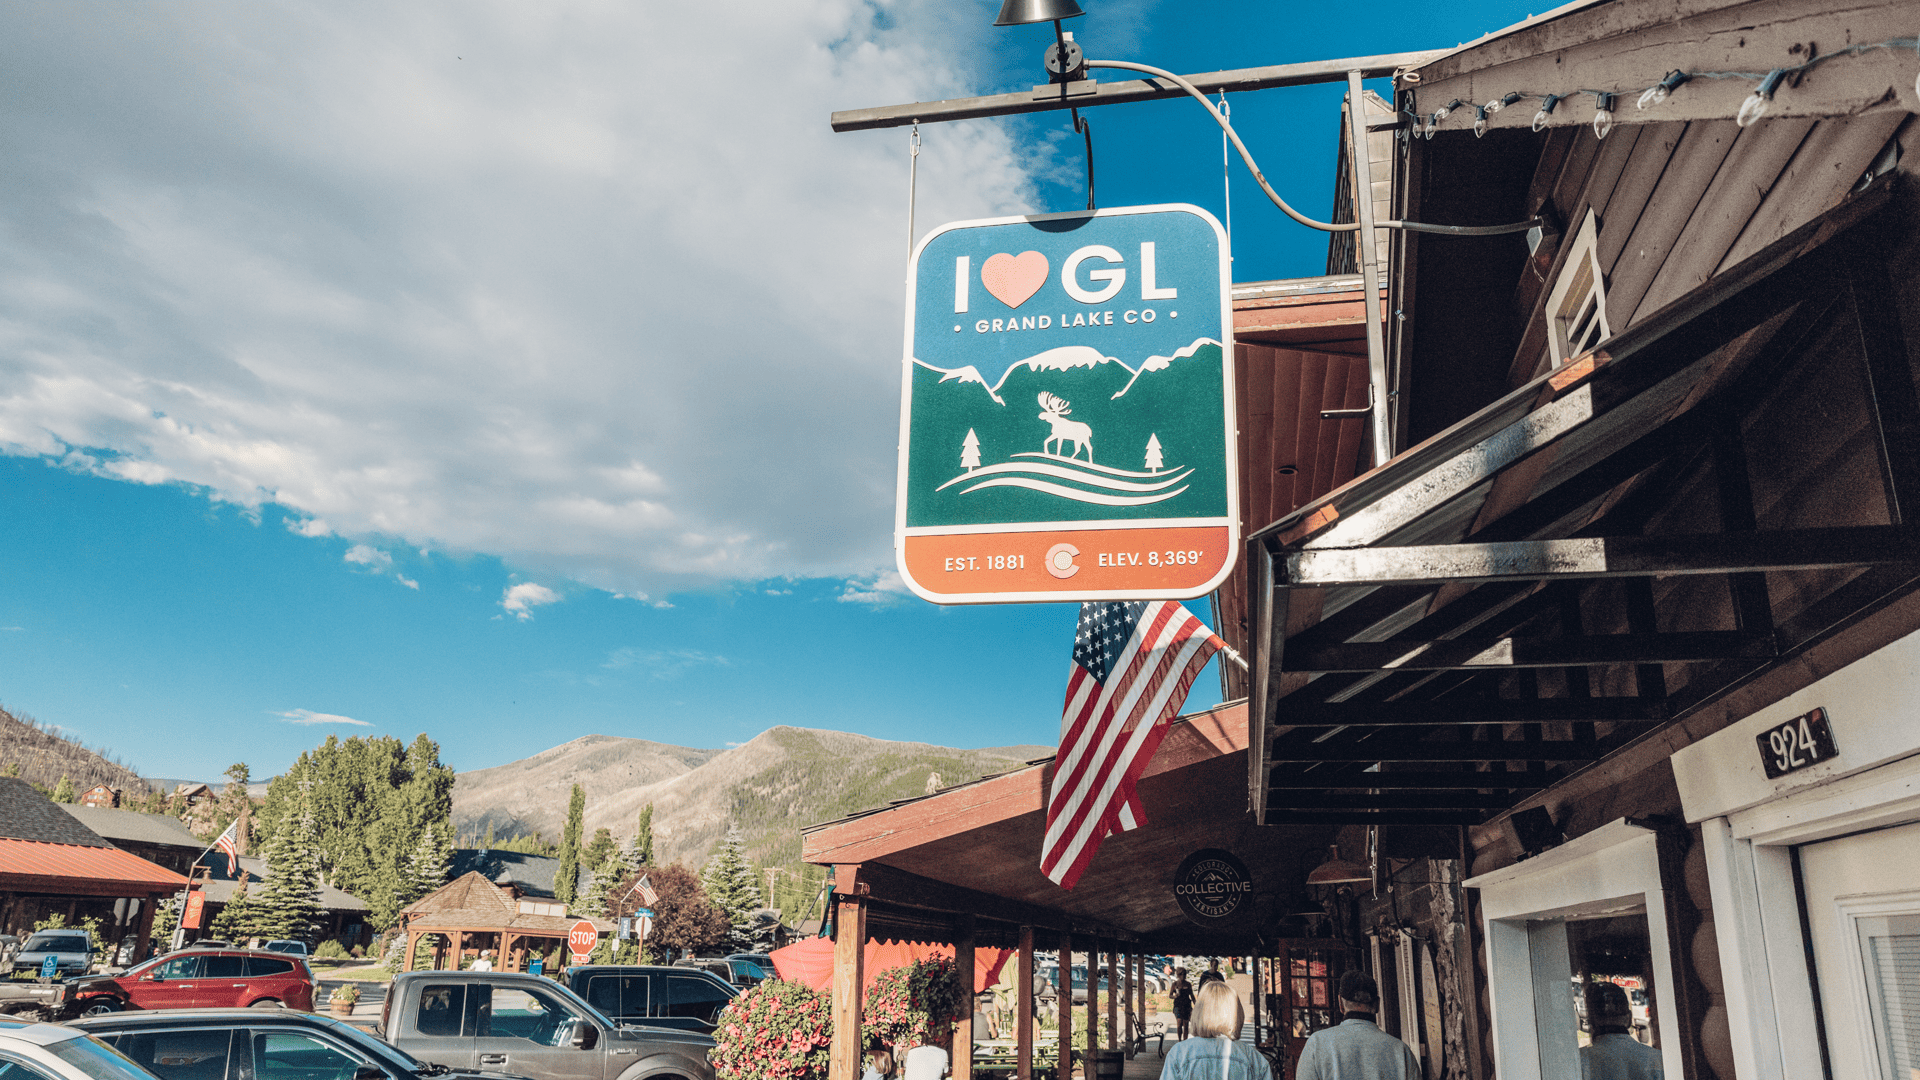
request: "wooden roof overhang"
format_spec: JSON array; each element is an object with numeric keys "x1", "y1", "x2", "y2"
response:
[
  {"x1": 1246, "y1": 189, "x2": 1920, "y2": 825},
  {"x1": 803, "y1": 702, "x2": 1337, "y2": 953}
]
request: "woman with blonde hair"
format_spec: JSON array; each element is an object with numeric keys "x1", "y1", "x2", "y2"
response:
[{"x1": 1157, "y1": 980, "x2": 1271, "y2": 1079}]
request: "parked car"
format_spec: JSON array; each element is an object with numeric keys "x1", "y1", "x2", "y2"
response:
[
  {"x1": 670, "y1": 959, "x2": 763, "y2": 990},
  {"x1": 259, "y1": 941, "x2": 308, "y2": 957},
  {"x1": 14, "y1": 930, "x2": 92, "y2": 978},
  {"x1": 0, "y1": 1016, "x2": 163, "y2": 1080},
  {"x1": 564, "y1": 965, "x2": 738, "y2": 1035},
  {"x1": 61, "y1": 948, "x2": 316, "y2": 1014},
  {"x1": 69, "y1": 1008, "x2": 536, "y2": 1080},
  {"x1": 384, "y1": 969, "x2": 715, "y2": 1080},
  {"x1": 720, "y1": 954, "x2": 772, "y2": 974}
]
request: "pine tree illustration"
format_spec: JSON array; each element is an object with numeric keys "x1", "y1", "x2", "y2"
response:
[
  {"x1": 961, "y1": 429, "x2": 982, "y2": 472},
  {"x1": 1145, "y1": 433, "x2": 1164, "y2": 473}
]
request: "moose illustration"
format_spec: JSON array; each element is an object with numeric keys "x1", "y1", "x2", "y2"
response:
[{"x1": 1037, "y1": 392, "x2": 1093, "y2": 461}]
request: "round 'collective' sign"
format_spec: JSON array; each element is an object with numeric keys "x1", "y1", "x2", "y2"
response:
[{"x1": 1172, "y1": 848, "x2": 1254, "y2": 926}]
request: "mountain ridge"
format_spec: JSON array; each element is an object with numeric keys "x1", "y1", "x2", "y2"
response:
[{"x1": 451, "y1": 726, "x2": 1051, "y2": 873}]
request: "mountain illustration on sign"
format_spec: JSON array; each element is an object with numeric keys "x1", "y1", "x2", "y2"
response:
[{"x1": 908, "y1": 337, "x2": 1226, "y2": 525}]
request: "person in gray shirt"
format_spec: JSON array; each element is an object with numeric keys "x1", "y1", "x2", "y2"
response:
[{"x1": 1294, "y1": 971, "x2": 1420, "y2": 1080}]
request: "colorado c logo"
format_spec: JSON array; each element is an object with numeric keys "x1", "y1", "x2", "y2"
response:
[{"x1": 1045, "y1": 543, "x2": 1080, "y2": 579}]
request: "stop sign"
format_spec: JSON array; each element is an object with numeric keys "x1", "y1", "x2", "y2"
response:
[{"x1": 568, "y1": 920, "x2": 597, "y2": 958}]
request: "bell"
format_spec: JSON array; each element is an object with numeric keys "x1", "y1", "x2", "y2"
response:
[{"x1": 993, "y1": 0, "x2": 1086, "y2": 26}]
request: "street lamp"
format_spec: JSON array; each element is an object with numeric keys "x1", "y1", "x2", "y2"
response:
[{"x1": 993, "y1": 0, "x2": 1088, "y2": 84}]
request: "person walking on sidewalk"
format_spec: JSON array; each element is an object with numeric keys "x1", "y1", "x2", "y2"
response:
[
  {"x1": 1170, "y1": 968, "x2": 1195, "y2": 1040},
  {"x1": 1293, "y1": 971, "x2": 1420, "y2": 1080},
  {"x1": 1158, "y1": 981, "x2": 1272, "y2": 1080}
]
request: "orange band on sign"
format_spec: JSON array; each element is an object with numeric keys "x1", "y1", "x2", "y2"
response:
[{"x1": 903, "y1": 526, "x2": 1232, "y2": 598}]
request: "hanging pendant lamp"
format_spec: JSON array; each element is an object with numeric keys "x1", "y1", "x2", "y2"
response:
[
  {"x1": 993, "y1": 0, "x2": 1086, "y2": 26},
  {"x1": 1305, "y1": 845, "x2": 1370, "y2": 885}
]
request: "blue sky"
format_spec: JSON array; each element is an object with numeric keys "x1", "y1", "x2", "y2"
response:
[{"x1": 0, "y1": 0, "x2": 1541, "y2": 780}]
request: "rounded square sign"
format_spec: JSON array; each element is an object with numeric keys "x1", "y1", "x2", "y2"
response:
[{"x1": 895, "y1": 204, "x2": 1238, "y2": 603}]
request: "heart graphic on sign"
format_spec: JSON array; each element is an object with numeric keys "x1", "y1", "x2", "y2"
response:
[{"x1": 980, "y1": 251, "x2": 1049, "y2": 309}]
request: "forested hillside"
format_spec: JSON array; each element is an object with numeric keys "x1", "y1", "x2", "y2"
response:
[{"x1": 0, "y1": 704, "x2": 145, "y2": 793}]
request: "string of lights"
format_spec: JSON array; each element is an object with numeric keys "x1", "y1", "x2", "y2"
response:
[{"x1": 1406, "y1": 34, "x2": 1920, "y2": 140}]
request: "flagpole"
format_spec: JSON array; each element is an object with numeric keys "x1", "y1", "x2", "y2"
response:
[{"x1": 1216, "y1": 641, "x2": 1251, "y2": 671}]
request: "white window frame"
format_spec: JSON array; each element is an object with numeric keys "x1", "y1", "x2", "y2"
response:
[
  {"x1": 1833, "y1": 888, "x2": 1920, "y2": 1080},
  {"x1": 1464, "y1": 818, "x2": 1688, "y2": 1080},
  {"x1": 1545, "y1": 210, "x2": 1611, "y2": 368}
]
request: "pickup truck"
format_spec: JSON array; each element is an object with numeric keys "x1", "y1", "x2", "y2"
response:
[
  {"x1": 384, "y1": 970, "x2": 715, "y2": 1080},
  {"x1": 564, "y1": 967, "x2": 735, "y2": 1034}
]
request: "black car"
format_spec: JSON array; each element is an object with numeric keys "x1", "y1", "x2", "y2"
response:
[
  {"x1": 68, "y1": 1007, "x2": 536, "y2": 1080},
  {"x1": 563, "y1": 966, "x2": 736, "y2": 1034}
]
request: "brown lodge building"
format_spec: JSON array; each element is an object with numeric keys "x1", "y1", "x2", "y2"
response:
[{"x1": 806, "y1": 1, "x2": 1920, "y2": 1079}]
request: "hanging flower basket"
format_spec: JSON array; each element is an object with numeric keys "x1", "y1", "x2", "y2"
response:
[
  {"x1": 862, "y1": 957, "x2": 963, "y2": 1051},
  {"x1": 709, "y1": 978, "x2": 832, "y2": 1080}
]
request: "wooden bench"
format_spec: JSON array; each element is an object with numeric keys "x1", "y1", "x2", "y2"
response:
[{"x1": 1128, "y1": 1021, "x2": 1168, "y2": 1058}]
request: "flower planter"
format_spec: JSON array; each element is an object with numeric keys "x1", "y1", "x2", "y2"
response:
[{"x1": 329, "y1": 1000, "x2": 355, "y2": 1016}]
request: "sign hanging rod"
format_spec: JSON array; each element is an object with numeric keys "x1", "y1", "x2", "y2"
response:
[{"x1": 829, "y1": 50, "x2": 1446, "y2": 132}]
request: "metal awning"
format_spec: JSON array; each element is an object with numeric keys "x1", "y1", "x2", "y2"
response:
[{"x1": 1247, "y1": 190, "x2": 1920, "y2": 825}]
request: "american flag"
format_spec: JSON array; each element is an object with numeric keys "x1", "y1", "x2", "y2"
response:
[
  {"x1": 1041, "y1": 600, "x2": 1223, "y2": 889},
  {"x1": 633, "y1": 873, "x2": 659, "y2": 907},
  {"x1": 213, "y1": 819, "x2": 240, "y2": 868}
]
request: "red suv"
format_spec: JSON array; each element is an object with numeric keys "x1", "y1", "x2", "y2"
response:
[{"x1": 64, "y1": 948, "x2": 317, "y2": 1014}]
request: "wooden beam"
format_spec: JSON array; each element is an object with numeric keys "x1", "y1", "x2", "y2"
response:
[
  {"x1": 1278, "y1": 696, "x2": 1667, "y2": 726},
  {"x1": 1288, "y1": 630, "x2": 1777, "y2": 671},
  {"x1": 1406, "y1": 0, "x2": 1918, "y2": 137},
  {"x1": 836, "y1": 862, "x2": 1136, "y2": 942},
  {"x1": 829, "y1": 52, "x2": 1444, "y2": 131},
  {"x1": 1263, "y1": 770, "x2": 1547, "y2": 790},
  {"x1": 954, "y1": 918, "x2": 975, "y2": 1080},
  {"x1": 1107, "y1": 946, "x2": 1118, "y2": 1051},
  {"x1": 1267, "y1": 791, "x2": 1520, "y2": 810},
  {"x1": 1288, "y1": 526, "x2": 1920, "y2": 588},
  {"x1": 1016, "y1": 927, "x2": 1034, "y2": 1080},
  {"x1": 1057, "y1": 933, "x2": 1073, "y2": 1080},
  {"x1": 1271, "y1": 740, "x2": 1613, "y2": 763},
  {"x1": 830, "y1": 894, "x2": 867, "y2": 1080},
  {"x1": 1263, "y1": 810, "x2": 1491, "y2": 826}
]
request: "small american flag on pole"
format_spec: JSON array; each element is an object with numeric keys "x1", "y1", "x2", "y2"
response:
[
  {"x1": 633, "y1": 873, "x2": 659, "y2": 908},
  {"x1": 1041, "y1": 600, "x2": 1223, "y2": 890},
  {"x1": 213, "y1": 819, "x2": 240, "y2": 866}
]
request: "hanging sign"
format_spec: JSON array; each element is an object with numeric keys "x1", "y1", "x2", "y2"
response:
[
  {"x1": 1756, "y1": 706, "x2": 1838, "y2": 778},
  {"x1": 1172, "y1": 848, "x2": 1253, "y2": 926},
  {"x1": 181, "y1": 890, "x2": 206, "y2": 930},
  {"x1": 896, "y1": 204, "x2": 1238, "y2": 603}
]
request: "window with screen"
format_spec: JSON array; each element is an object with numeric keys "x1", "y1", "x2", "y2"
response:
[
  {"x1": 665, "y1": 976, "x2": 731, "y2": 1023},
  {"x1": 1858, "y1": 914, "x2": 1920, "y2": 1079}
]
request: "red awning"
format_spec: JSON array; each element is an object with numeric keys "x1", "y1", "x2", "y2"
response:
[
  {"x1": 0, "y1": 837, "x2": 190, "y2": 894},
  {"x1": 770, "y1": 936, "x2": 1012, "y2": 994}
]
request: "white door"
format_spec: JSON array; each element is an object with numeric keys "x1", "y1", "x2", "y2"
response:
[{"x1": 1797, "y1": 819, "x2": 1920, "y2": 1079}]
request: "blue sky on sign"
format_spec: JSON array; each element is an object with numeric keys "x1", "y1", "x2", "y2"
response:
[{"x1": 0, "y1": 0, "x2": 1541, "y2": 781}]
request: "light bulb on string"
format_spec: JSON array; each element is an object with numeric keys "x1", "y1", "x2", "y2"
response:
[
  {"x1": 1592, "y1": 92, "x2": 1616, "y2": 139},
  {"x1": 1473, "y1": 105, "x2": 1489, "y2": 138},
  {"x1": 1433, "y1": 99, "x2": 1460, "y2": 121},
  {"x1": 1423, "y1": 114, "x2": 1437, "y2": 139},
  {"x1": 1485, "y1": 92, "x2": 1523, "y2": 114},
  {"x1": 1532, "y1": 93, "x2": 1562, "y2": 133},
  {"x1": 1637, "y1": 70, "x2": 1690, "y2": 110},
  {"x1": 1737, "y1": 69, "x2": 1788, "y2": 127}
]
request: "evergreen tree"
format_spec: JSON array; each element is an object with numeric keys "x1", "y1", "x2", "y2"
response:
[
  {"x1": 700, "y1": 825, "x2": 764, "y2": 950},
  {"x1": 51, "y1": 775, "x2": 75, "y2": 803},
  {"x1": 555, "y1": 784, "x2": 586, "y2": 907},
  {"x1": 580, "y1": 842, "x2": 635, "y2": 919},
  {"x1": 481, "y1": 823, "x2": 496, "y2": 850},
  {"x1": 1145, "y1": 433, "x2": 1164, "y2": 472},
  {"x1": 633, "y1": 805, "x2": 655, "y2": 867},
  {"x1": 253, "y1": 795, "x2": 325, "y2": 942},
  {"x1": 584, "y1": 827, "x2": 617, "y2": 870},
  {"x1": 210, "y1": 877, "x2": 258, "y2": 939},
  {"x1": 961, "y1": 428, "x2": 981, "y2": 471},
  {"x1": 406, "y1": 821, "x2": 452, "y2": 902}
]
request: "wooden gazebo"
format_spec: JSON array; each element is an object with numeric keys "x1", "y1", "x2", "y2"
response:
[{"x1": 399, "y1": 871, "x2": 608, "y2": 972}]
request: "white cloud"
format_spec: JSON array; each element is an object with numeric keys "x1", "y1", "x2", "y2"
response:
[
  {"x1": 343, "y1": 543, "x2": 392, "y2": 569},
  {"x1": 839, "y1": 569, "x2": 912, "y2": 605},
  {"x1": 602, "y1": 647, "x2": 729, "y2": 677},
  {"x1": 0, "y1": 2, "x2": 1043, "y2": 596},
  {"x1": 274, "y1": 708, "x2": 371, "y2": 726},
  {"x1": 396, "y1": 575, "x2": 420, "y2": 590},
  {"x1": 501, "y1": 582, "x2": 560, "y2": 620}
]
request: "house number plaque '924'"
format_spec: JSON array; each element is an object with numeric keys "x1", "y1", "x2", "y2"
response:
[{"x1": 1756, "y1": 707, "x2": 1839, "y2": 779}]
